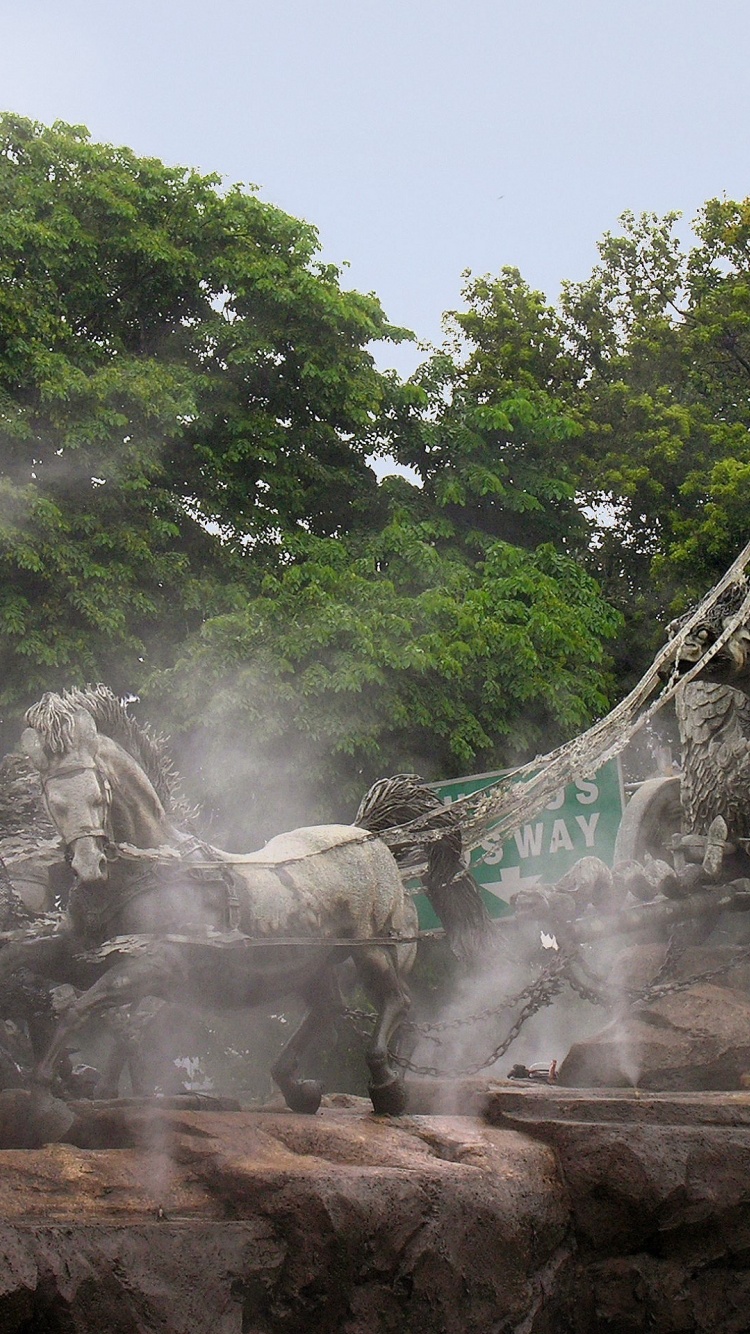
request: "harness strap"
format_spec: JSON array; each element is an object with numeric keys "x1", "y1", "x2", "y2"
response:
[
  {"x1": 64, "y1": 828, "x2": 111, "y2": 852},
  {"x1": 224, "y1": 876, "x2": 241, "y2": 930},
  {"x1": 173, "y1": 836, "x2": 242, "y2": 930},
  {"x1": 101, "y1": 847, "x2": 242, "y2": 934}
]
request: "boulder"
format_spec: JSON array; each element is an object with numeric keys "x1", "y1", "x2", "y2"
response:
[
  {"x1": 558, "y1": 982, "x2": 750, "y2": 1089},
  {"x1": 0, "y1": 1103, "x2": 578, "y2": 1333}
]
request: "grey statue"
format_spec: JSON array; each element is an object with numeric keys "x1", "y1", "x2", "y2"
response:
[{"x1": 4, "y1": 687, "x2": 488, "y2": 1115}]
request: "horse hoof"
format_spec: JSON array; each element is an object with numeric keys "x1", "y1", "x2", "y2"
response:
[
  {"x1": 369, "y1": 1076, "x2": 408, "y2": 1116},
  {"x1": 285, "y1": 1080, "x2": 323, "y2": 1115}
]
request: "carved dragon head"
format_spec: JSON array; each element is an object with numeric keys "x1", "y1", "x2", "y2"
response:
[{"x1": 662, "y1": 579, "x2": 750, "y2": 692}]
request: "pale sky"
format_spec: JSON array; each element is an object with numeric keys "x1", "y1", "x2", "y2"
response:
[{"x1": 2, "y1": 1, "x2": 750, "y2": 376}]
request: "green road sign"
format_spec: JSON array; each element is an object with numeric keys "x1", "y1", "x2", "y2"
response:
[{"x1": 415, "y1": 758, "x2": 625, "y2": 926}]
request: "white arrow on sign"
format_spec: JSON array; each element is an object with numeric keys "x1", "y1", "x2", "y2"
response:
[{"x1": 482, "y1": 866, "x2": 542, "y2": 900}]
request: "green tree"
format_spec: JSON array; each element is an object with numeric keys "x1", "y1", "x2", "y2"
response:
[
  {"x1": 559, "y1": 205, "x2": 750, "y2": 610},
  {"x1": 149, "y1": 502, "x2": 620, "y2": 843},
  {"x1": 428, "y1": 210, "x2": 750, "y2": 690},
  {"x1": 0, "y1": 114, "x2": 408, "y2": 720},
  {"x1": 1, "y1": 114, "x2": 628, "y2": 825},
  {"x1": 396, "y1": 270, "x2": 589, "y2": 559}
]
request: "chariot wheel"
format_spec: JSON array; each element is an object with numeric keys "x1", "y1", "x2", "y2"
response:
[{"x1": 613, "y1": 775, "x2": 682, "y2": 865}]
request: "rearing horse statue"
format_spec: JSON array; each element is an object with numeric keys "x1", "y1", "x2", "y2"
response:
[{"x1": 12, "y1": 688, "x2": 482, "y2": 1115}]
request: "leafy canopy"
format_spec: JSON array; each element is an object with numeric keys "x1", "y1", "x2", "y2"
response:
[
  {"x1": 559, "y1": 205, "x2": 750, "y2": 602},
  {"x1": 0, "y1": 114, "x2": 633, "y2": 829},
  {"x1": 397, "y1": 270, "x2": 588, "y2": 557},
  {"x1": 150, "y1": 507, "x2": 619, "y2": 840},
  {"x1": 0, "y1": 113, "x2": 407, "y2": 709}
]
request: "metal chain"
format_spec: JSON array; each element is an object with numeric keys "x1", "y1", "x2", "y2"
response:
[
  {"x1": 393, "y1": 963, "x2": 568, "y2": 1077},
  {"x1": 344, "y1": 956, "x2": 568, "y2": 1078},
  {"x1": 563, "y1": 956, "x2": 611, "y2": 1007},
  {"x1": 539, "y1": 939, "x2": 750, "y2": 1008},
  {"x1": 340, "y1": 935, "x2": 750, "y2": 1079},
  {"x1": 646, "y1": 930, "x2": 685, "y2": 990},
  {"x1": 627, "y1": 944, "x2": 750, "y2": 1003}
]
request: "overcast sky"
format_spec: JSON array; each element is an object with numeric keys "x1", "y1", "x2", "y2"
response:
[{"x1": 2, "y1": 0, "x2": 750, "y2": 376}]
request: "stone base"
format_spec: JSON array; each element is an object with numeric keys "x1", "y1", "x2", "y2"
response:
[
  {"x1": 483, "y1": 1082, "x2": 750, "y2": 1332},
  {"x1": 0, "y1": 1095, "x2": 574, "y2": 1334},
  {"x1": 0, "y1": 1088, "x2": 749, "y2": 1331}
]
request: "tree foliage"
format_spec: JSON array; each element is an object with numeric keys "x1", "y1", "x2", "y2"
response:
[
  {"x1": 150, "y1": 507, "x2": 619, "y2": 841},
  {"x1": 402, "y1": 208, "x2": 750, "y2": 692},
  {"x1": 0, "y1": 113, "x2": 406, "y2": 716},
  {"x1": 559, "y1": 206, "x2": 750, "y2": 602},
  {"x1": 10, "y1": 116, "x2": 718, "y2": 830},
  {"x1": 398, "y1": 270, "x2": 588, "y2": 557}
]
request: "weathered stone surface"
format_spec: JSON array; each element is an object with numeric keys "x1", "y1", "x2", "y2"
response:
[
  {"x1": 481, "y1": 1081, "x2": 750, "y2": 1128},
  {"x1": 0, "y1": 1104, "x2": 577, "y2": 1334},
  {"x1": 558, "y1": 982, "x2": 750, "y2": 1090},
  {"x1": 1, "y1": 1090, "x2": 750, "y2": 1330},
  {"x1": 550, "y1": 1120, "x2": 750, "y2": 1333},
  {"x1": 482, "y1": 1083, "x2": 750, "y2": 1332}
]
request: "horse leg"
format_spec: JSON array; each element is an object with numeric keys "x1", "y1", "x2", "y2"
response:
[
  {"x1": 270, "y1": 972, "x2": 342, "y2": 1115},
  {"x1": 355, "y1": 946, "x2": 410, "y2": 1116},
  {"x1": 91, "y1": 1031, "x2": 130, "y2": 1099},
  {"x1": 33, "y1": 952, "x2": 178, "y2": 1089},
  {"x1": 0, "y1": 932, "x2": 82, "y2": 1078}
]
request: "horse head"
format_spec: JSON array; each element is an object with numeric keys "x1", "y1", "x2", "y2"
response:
[{"x1": 20, "y1": 708, "x2": 113, "y2": 884}]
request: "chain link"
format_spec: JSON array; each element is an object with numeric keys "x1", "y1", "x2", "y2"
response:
[
  {"x1": 645, "y1": 930, "x2": 685, "y2": 990},
  {"x1": 344, "y1": 955, "x2": 569, "y2": 1078},
  {"x1": 563, "y1": 957, "x2": 611, "y2": 1007},
  {"x1": 341, "y1": 936, "x2": 750, "y2": 1079},
  {"x1": 627, "y1": 944, "x2": 750, "y2": 1003}
]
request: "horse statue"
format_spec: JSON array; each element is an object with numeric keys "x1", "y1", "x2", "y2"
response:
[{"x1": 9, "y1": 687, "x2": 487, "y2": 1115}]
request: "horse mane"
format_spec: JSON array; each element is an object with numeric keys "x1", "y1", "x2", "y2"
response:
[{"x1": 24, "y1": 685, "x2": 189, "y2": 819}]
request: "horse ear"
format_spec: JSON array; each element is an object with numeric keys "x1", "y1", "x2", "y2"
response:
[
  {"x1": 19, "y1": 728, "x2": 49, "y2": 772},
  {"x1": 71, "y1": 709, "x2": 99, "y2": 757}
]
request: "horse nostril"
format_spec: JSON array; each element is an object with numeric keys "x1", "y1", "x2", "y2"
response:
[{"x1": 98, "y1": 854, "x2": 108, "y2": 877}]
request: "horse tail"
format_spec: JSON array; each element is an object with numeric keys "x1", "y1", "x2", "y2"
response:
[{"x1": 355, "y1": 774, "x2": 492, "y2": 961}]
